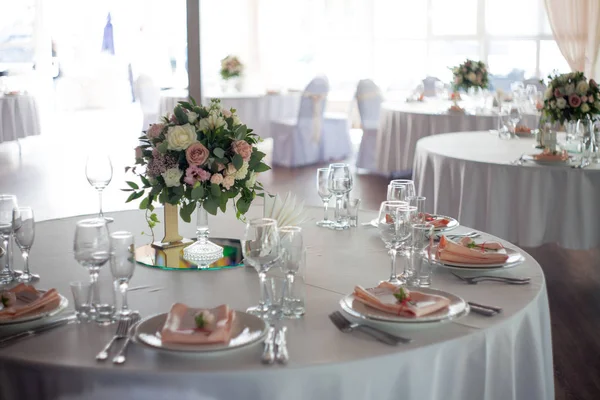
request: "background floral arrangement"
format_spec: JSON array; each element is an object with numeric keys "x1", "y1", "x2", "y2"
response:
[
  {"x1": 220, "y1": 55, "x2": 243, "y2": 80},
  {"x1": 542, "y1": 71, "x2": 600, "y2": 124},
  {"x1": 125, "y1": 98, "x2": 270, "y2": 225},
  {"x1": 451, "y1": 59, "x2": 489, "y2": 91}
]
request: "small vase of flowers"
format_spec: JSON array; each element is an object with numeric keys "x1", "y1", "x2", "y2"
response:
[{"x1": 220, "y1": 55, "x2": 244, "y2": 92}]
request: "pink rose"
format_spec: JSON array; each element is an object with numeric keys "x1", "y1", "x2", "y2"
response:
[
  {"x1": 554, "y1": 88, "x2": 563, "y2": 98},
  {"x1": 210, "y1": 173, "x2": 224, "y2": 185},
  {"x1": 582, "y1": 96, "x2": 588, "y2": 103},
  {"x1": 147, "y1": 123, "x2": 164, "y2": 139},
  {"x1": 216, "y1": 163, "x2": 225, "y2": 171},
  {"x1": 185, "y1": 142, "x2": 209, "y2": 166},
  {"x1": 222, "y1": 175, "x2": 235, "y2": 190},
  {"x1": 569, "y1": 93, "x2": 582, "y2": 108},
  {"x1": 135, "y1": 146, "x2": 143, "y2": 160},
  {"x1": 231, "y1": 140, "x2": 253, "y2": 162},
  {"x1": 184, "y1": 165, "x2": 211, "y2": 185}
]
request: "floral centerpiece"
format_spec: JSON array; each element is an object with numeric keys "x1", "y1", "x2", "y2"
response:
[
  {"x1": 220, "y1": 55, "x2": 243, "y2": 81},
  {"x1": 541, "y1": 72, "x2": 600, "y2": 124},
  {"x1": 125, "y1": 98, "x2": 270, "y2": 265},
  {"x1": 451, "y1": 59, "x2": 489, "y2": 92}
]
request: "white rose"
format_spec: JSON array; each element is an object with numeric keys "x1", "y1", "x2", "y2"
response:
[
  {"x1": 576, "y1": 80, "x2": 589, "y2": 95},
  {"x1": 161, "y1": 168, "x2": 183, "y2": 187},
  {"x1": 166, "y1": 124, "x2": 197, "y2": 151},
  {"x1": 467, "y1": 72, "x2": 477, "y2": 82},
  {"x1": 556, "y1": 98, "x2": 567, "y2": 109},
  {"x1": 245, "y1": 171, "x2": 257, "y2": 189},
  {"x1": 222, "y1": 174, "x2": 235, "y2": 190},
  {"x1": 544, "y1": 87, "x2": 553, "y2": 100},
  {"x1": 565, "y1": 83, "x2": 575, "y2": 95},
  {"x1": 234, "y1": 162, "x2": 249, "y2": 180},
  {"x1": 581, "y1": 103, "x2": 591, "y2": 112},
  {"x1": 187, "y1": 112, "x2": 198, "y2": 123}
]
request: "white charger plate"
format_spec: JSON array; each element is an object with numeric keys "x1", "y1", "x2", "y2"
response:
[
  {"x1": 340, "y1": 287, "x2": 469, "y2": 324},
  {"x1": 135, "y1": 310, "x2": 268, "y2": 353},
  {"x1": 431, "y1": 246, "x2": 525, "y2": 270},
  {"x1": 0, "y1": 294, "x2": 68, "y2": 325}
]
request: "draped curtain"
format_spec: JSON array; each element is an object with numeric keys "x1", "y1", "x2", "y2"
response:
[{"x1": 544, "y1": 0, "x2": 600, "y2": 77}]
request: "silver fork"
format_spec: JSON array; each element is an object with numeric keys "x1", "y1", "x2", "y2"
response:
[
  {"x1": 112, "y1": 313, "x2": 141, "y2": 365},
  {"x1": 96, "y1": 318, "x2": 130, "y2": 361},
  {"x1": 329, "y1": 311, "x2": 412, "y2": 345},
  {"x1": 450, "y1": 271, "x2": 530, "y2": 285}
]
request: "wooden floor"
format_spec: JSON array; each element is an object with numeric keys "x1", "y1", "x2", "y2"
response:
[{"x1": 1, "y1": 108, "x2": 599, "y2": 399}]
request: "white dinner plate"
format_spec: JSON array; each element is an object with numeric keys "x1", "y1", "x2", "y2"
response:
[
  {"x1": 430, "y1": 246, "x2": 525, "y2": 270},
  {"x1": 340, "y1": 287, "x2": 469, "y2": 324},
  {"x1": 366, "y1": 215, "x2": 459, "y2": 233},
  {"x1": 135, "y1": 310, "x2": 268, "y2": 353},
  {"x1": 0, "y1": 294, "x2": 68, "y2": 326},
  {"x1": 522, "y1": 154, "x2": 571, "y2": 166}
]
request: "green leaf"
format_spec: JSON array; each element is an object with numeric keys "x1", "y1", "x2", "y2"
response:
[
  {"x1": 157, "y1": 141, "x2": 168, "y2": 153},
  {"x1": 179, "y1": 101, "x2": 193, "y2": 110},
  {"x1": 204, "y1": 198, "x2": 218, "y2": 215},
  {"x1": 191, "y1": 185, "x2": 205, "y2": 200},
  {"x1": 172, "y1": 186, "x2": 184, "y2": 196},
  {"x1": 234, "y1": 125, "x2": 247, "y2": 139},
  {"x1": 213, "y1": 147, "x2": 225, "y2": 158},
  {"x1": 232, "y1": 153, "x2": 243, "y2": 170},
  {"x1": 126, "y1": 181, "x2": 139, "y2": 190},
  {"x1": 158, "y1": 189, "x2": 168, "y2": 204},
  {"x1": 150, "y1": 213, "x2": 159, "y2": 222},
  {"x1": 180, "y1": 201, "x2": 196, "y2": 223},
  {"x1": 174, "y1": 106, "x2": 188, "y2": 124},
  {"x1": 253, "y1": 162, "x2": 271, "y2": 173},
  {"x1": 139, "y1": 196, "x2": 150, "y2": 210},
  {"x1": 140, "y1": 175, "x2": 151, "y2": 187},
  {"x1": 219, "y1": 195, "x2": 228, "y2": 213},
  {"x1": 126, "y1": 190, "x2": 145, "y2": 203},
  {"x1": 236, "y1": 197, "x2": 251, "y2": 214},
  {"x1": 211, "y1": 183, "x2": 221, "y2": 197}
]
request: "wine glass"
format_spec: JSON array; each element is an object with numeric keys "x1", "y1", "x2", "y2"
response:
[
  {"x1": 279, "y1": 226, "x2": 304, "y2": 318},
  {"x1": 12, "y1": 207, "x2": 38, "y2": 282},
  {"x1": 74, "y1": 218, "x2": 110, "y2": 320},
  {"x1": 377, "y1": 201, "x2": 412, "y2": 285},
  {"x1": 86, "y1": 154, "x2": 114, "y2": 223},
  {"x1": 242, "y1": 218, "x2": 281, "y2": 318},
  {"x1": 327, "y1": 163, "x2": 353, "y2": 230},
  {"x1": 508, "y1": 103, "x2": 522, "y2": 134},
  {"x1": 0, "y1": 194, "x2": 18, "y2": 284},
  {"x1": 316, "y1": 168, "x2": 333, "y2": 227},
  {"x1": 388, "y1": 179, "x2": 416, "y2": 200},
  {"x1": 109, "y1": 231, "x2": 136, "y2": 319}
]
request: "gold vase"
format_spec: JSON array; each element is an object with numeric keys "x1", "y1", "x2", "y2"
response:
[{"x1": 151, "y1": 203, "x2": 193, "y2": 268}]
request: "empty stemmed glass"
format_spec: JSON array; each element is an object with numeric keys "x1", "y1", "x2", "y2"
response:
[
  {"x1": 86, "y1": 154, "x2": 114, "y2": 223},
  {"x1": 242, "y1": 218, "x2": 281, "y2": 318},
  {"x1": 109, "y1": 231, "x2": 136, "y2": 320},
  {"x1": 377, "y1": 201, "x2": 411, "y2": 285},
  {"x1": 0, "y1": 194, "x2": 18, "y2": 284},
  {"x1": 279, "y1": 226, "x2": 304, "y2": 318},
  {"x1": 388, "y1": 179, "x2": 416, "y2": 200},
  {"x1": 507, "y1": 103, "x2": 522, "y2": 136},
  {"x1": 316, "y1": 168, "x2": 333, "y2": 227},
  {"x1": 327, "y1": 163, "x2": 353, "y2": 230},
  {"x1": 12, "y1": 207, "x2": 38, "y2": 282},
  {"x1": 74, "y1": 218, "x2": 110, "y2": 320}
]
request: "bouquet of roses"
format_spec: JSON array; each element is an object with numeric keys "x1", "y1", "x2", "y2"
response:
[
  {"x1": 542, "y1": 71, "x2": 600, "y2": 124},
  {"x1": 451, "y1": 59, "x2": 489, "y2": 91},
  {"x1": 125, "y1": 98, "x2": 270, "y2": 224},
  {"x1": 220, "y1": 55, "x2": 243, "y2": 80}
]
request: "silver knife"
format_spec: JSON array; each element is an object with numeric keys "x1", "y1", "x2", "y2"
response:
[
  {"x1": 467, "y1": 303, "x2": 497, "y2": 317},
  {"x1": 275, "y1": 326, "x2": 289, "y2": 364},
  {"x1": 0, "y1": 315, "x2": 76, "y2": 347},
  {"x1": 468, "y1": 301, "x2": 503, "y2": 313},
  {"x1": 261, "y1": 325, "x2": 276, "y2": 365}
]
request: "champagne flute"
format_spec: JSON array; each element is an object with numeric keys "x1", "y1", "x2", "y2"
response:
[
  {"x1": 86, "y1": 154, "x2": 114, "y2": 223},
  {"x1": 109, "y1": 231, "x2": 136, "y2": 319},
  {"x1": 12, "y1": 207, "x2": 38, "y2": 282},
  {"x1": 242, "y1": 218, "x2": 281, "y2": 318},
  {"x1": 0, "y1": 194, "x2": 18, "y2": 284},
  {"x1": 377, "y1": 201, "x2": 411, "y2": 285},
  {"x1": 279, "y1": 226, "x2": 304, "y2": 318},
  {"x1": 327, "y1": 163, "x2": 353, "y2": 230},
  {"x1": 74, "y1": 218, "x2": 110, "y2": 320},
  {"x1": 316, "y1": 168, "x2": 333, "y2": 227}
]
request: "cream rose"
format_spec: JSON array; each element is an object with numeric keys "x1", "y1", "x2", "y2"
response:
[
  {"x1": 225, "y1": 164, "x2": 237, "y2": 176},
  {"x1": 166, "y1": 124, "x2": 197, "y2": 151},
  {"x1": 581, "y1": 103, "x2": 591, "y2": 113},
  {"x1": 544, "y1": 87, "x2": 553, "y2": 100},
  {"x1": 187, "y1": 112, "x2": 199, "y2": 124},
  {"x1": 556, "y1": 98, "x2": 567, "y2": 109},
  {"x1": 467, "y1": 72, "x2": 477, "y2": 82},
  {"x1": 222, "y1": 175, "x2": 235, "y2": 190},
  {"x1": 161, "y1": 168, "x2": 183, "y2": 187}
]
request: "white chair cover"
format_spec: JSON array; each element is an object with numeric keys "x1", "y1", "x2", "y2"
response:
[
  {"x1": 320, "y1": 98, "x2": 353, "y2": 163},
  {"x1": 523, "y1": 78, "x2": 546, "y2": 92},
  {"x1": 355, "y1": 79, "x2": 383, "y2": 171},
  {"x1": 422, "y1": 76, "x2": 441, "y2": 97},
  {"x1": 134, "y1": 74, "x2": 161, "y2": 131},
  {"x1": 271, "y1": 77, "x2": 329, "y2": 167}
]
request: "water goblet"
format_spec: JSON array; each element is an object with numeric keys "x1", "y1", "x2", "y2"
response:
[
  {"x1": 377, "y1": 201, "x2": 412, "y2": 285},
  {"x1": 12, "y1": 207, "x2": 38, "y2": 282},
  {"x1": 242, "y1": 218, "x2": 281, "y2": 319},
  {"x1": 327, "y1": 163, "x2": 353, "y2": 230},
  {"x1": 279, "y1": 226, "x2": 305, "y2": 318},
  {"x1": 0, "y1": 194, "x2": 18, "y2": 284},
  {"x1": 508, "y1": 104, "x2": 522, "y2": 137},
  {"x1": 86, "y1": 154, "x2": 114, "y2": 223},
  {"x1": 109, "y1": 231, "x2": 136, "y2": 320},
  {"x1": 74, "y1": 218, "x2": 110, "y2": 320},
  {"x1": 316, "y1": 168, "x2": 333, "y2": 227}
]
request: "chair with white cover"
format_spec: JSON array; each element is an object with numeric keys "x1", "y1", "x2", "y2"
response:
[
  {"x1": 134, "y1": 74, "x2": 161, "y2": 131},
  {"x1": 320, "y1": 92, "x2": 353, "y2": 163},
  {"x1": 523, "y1": 78, "x2": 547, "y2": 92},
  {"x1": 355, "y1": 79, "x2": 383, "y2": 171},
  {"x1": 422, "y1": 76, "x2": 441, "y2": 97},
  {"x1": 271, "y1": 77, "x2": 329, "y2": 167}
]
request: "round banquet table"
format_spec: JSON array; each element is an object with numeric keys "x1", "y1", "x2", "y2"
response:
[
  {"x1": 159, "y1": 90, "x2": 300, "y2": 138},
  {"x1": 0, "y1": 94, "x2": 41, "y2": 144},
  {"x1": 413, "y1": 131, "x2": 600, "y2": 250},
  {"x1": 374, "y1": 100, "x2": 538, "y2": 175},
  {"x1": 0, "y1": 206, "x2": 553, "y2": 400}
]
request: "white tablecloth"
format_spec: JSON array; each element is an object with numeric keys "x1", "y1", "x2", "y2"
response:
[
  {"x1": 374, "y1": 100, "x2": 538, "y2": 174},
  {"x1": 159, "y1": 90, "x2": 301, "y2": 138},
  {"x1": 0, "y1": 94, "x2": 41, "y2": 143},
  {"x1": 0, "y1": 206, "x2": 553, "y2": 400},
  {"x1": 413, "y1": 131, "x2": 600, "y2": 249}
]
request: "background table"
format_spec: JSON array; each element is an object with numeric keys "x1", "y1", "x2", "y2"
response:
[
  {"x1": 159, "y1": 90, "x2": 301, "y2": 138},
  {"x1": 0, "y1": 206, "x2": 553, "y2": 400},
  {"x1": 413, "y1": 131, "x2": 600, "y2": 250},
  {"x1": 374, "y1": 100, "x2": 538, "y2": 175},
  {"x1": 0, "y1": 94, "x2": 41, "y2": 144}
]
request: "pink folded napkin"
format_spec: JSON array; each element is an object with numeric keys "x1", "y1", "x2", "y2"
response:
[
  {"x1": 437, "y1": 236, "x2": 508, "y2": 264},
  {"x1": 0, "y1": 283, "x2": 61, "y2": 321},
  {"x1": 353, "y1": 282, "x2": 450, "y2": 318},
  {"x1": 161, "y1": 303, "x2": 235, "y2": 345}
]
